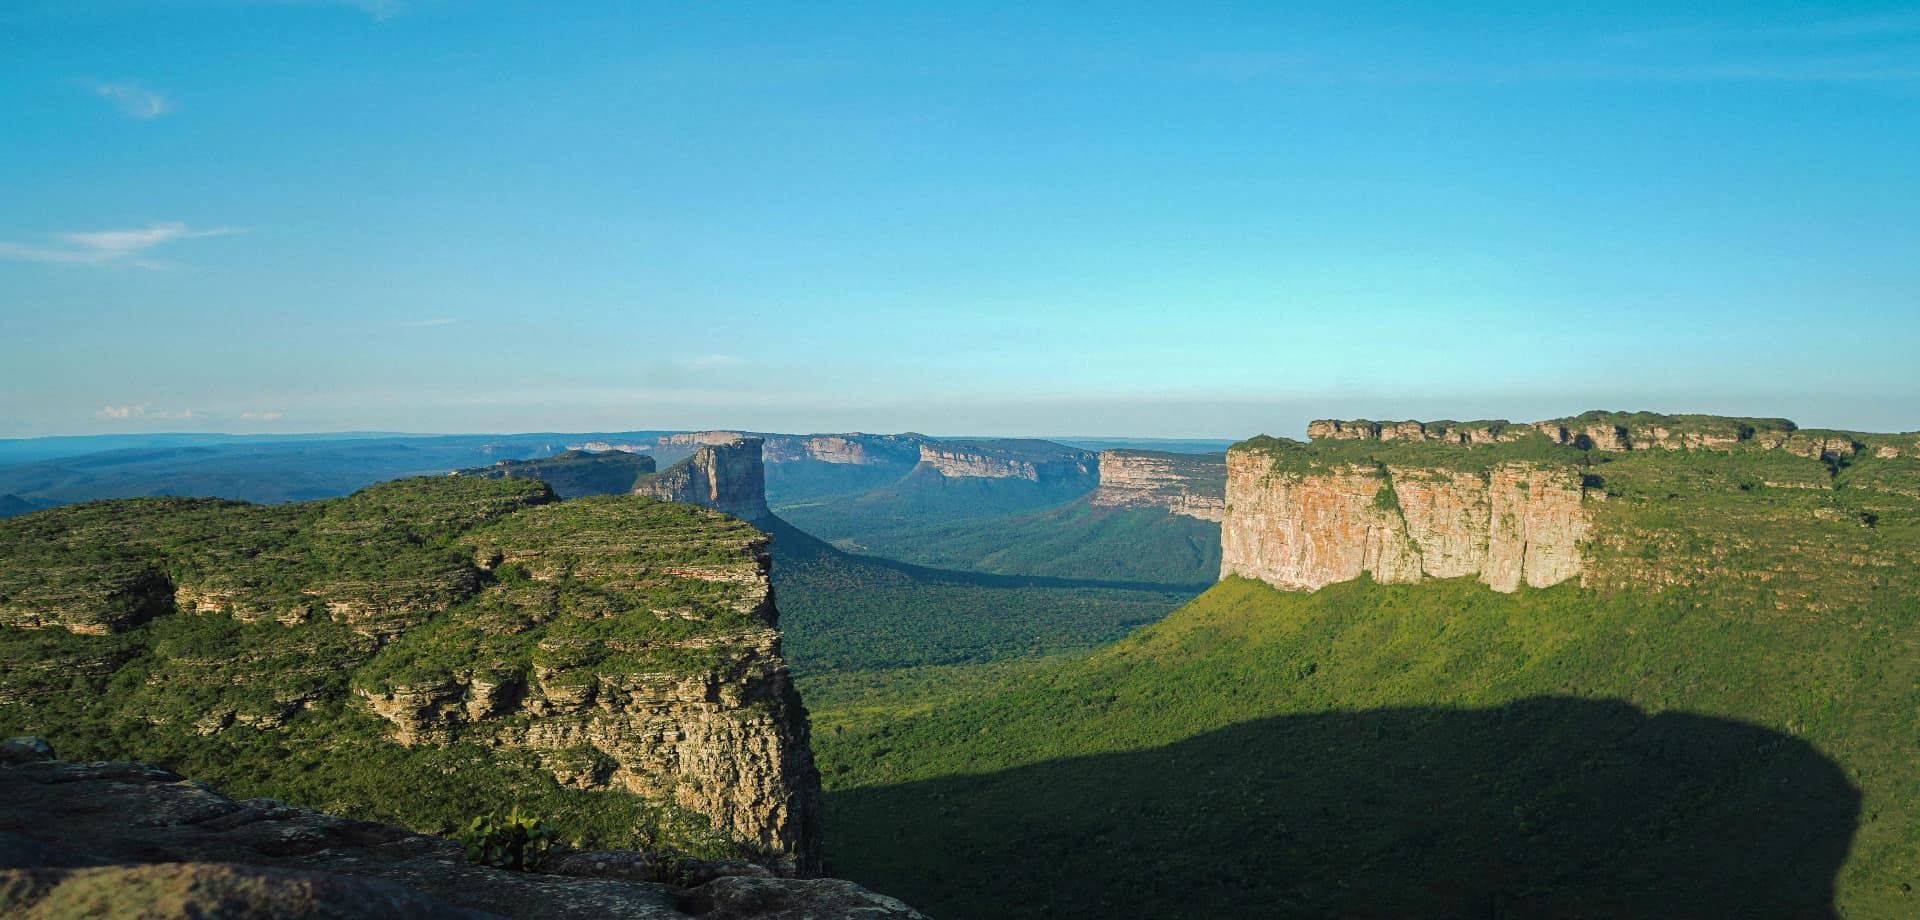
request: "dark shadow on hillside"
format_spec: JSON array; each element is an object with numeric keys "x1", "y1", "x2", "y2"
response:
[
  {"x1": 759, "y1": 515, "x2": 1211, "y2": 594},
  {"x1": 826, "y1": 697, "x2": 1859, "y2": 920}
]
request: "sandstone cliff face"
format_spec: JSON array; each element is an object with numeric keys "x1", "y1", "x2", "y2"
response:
[
  {"x1": 915, "y1": 440, "x2": 1097, "y2": 485},
  {"x1": 1088, "y1": 450, "x2": 1227, "y2": 522},
  {"x1": 355, "y1": 509, "x2": 817, "y2": 865},
  {"x1": 634, "y1": 439, "x2": 771, "y2": 523},
  {"x1": 1221, "y1": 452, "x2": 1591, "y2": 593},
  {"x1": 760, "y1": 434, "x2": 924, "y2": 467}
]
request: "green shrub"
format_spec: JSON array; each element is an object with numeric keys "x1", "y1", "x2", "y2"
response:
[{"x1": 459, "y1": 806, "x2": 558, "y2": 871}]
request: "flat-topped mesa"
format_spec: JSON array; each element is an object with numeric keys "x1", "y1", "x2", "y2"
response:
[
  {"x1": 659, "y1": 430, "x2": 750, "y2": 449},
  {"x1": 1222, "y1": 450, "x2": 1590, "y2": 593},
  {"x1": 760, "y1": 433, "x2": 926, "y2": 467},
  {"x1": 916, "y1": 439, "x2": 1098, "y2": 485},
  {"x1": 1089, "y1": 450, "x2": 1227, "y2": 522},
  {"x1": 634, "y1": 437, "x2": 771, "y2": 523},
  {"x1": 1232, "y1": 411, "x2": 1920, "y2": 596},
  {"x1": 1306, "y1": 418, "x2": 1533, "y2": 445},
  {"x1": 0, "y1": 478, "x2": 824, "y2": 871},
  {"x1": 1309, "y1": 411, "x2": 1866, "y2": 458}
]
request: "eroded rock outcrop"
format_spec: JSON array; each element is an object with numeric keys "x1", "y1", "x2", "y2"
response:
[
  {"x1": 760, "y1": 434, "x2": 924, "y2": 467},
  {"x1": 1089, "y1": 450, "x2": 1227, "y2": 522},
  {"x1": 0, "y1": 742, "x2": 922, "y2": 920},
  {"x1": 916, "y1": 440, "x2": 1097, "y2": 485},
  {"x1": 634, "y1": 438, "x2": 771, "y2": 523},
  {"x1": 1222, "y1": 441, "x2": 1592, "y2": 593},
  {"x1": 0, "y1": 478, "x2": 820, "y2": 871}
]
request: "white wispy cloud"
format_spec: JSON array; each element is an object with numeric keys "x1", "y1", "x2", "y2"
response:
[
  {"x1": 90, "y1": 82, "x2": 170, "y2": 119},
  {"x1": 402, "y1": 317, "x2": 460, "y2": 328},
  {"x1": 240, "y1": 411, "x2": 285, "y2": 421},
  {"x1": 678, "y1": 354, "x2": 745, "y2": 371},
  {"x1": 96, "y1": 404, "x2": 203, "y2": 421},
  {"x1": 0, "y1": 222, "x2": 245, "y2": 269}
]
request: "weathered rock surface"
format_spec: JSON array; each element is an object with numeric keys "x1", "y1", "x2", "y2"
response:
[
  {"x1": 1088, "y1": 450, "x2": 1227, "y2": 522},
  {"x1": 0, "y1": 745, "x2": 922, "y2": 920},
  {"x1": 1222, "y1": 449, "x2": 1592, "y2": 593},
  {"x1": 759, "y1": 434, "x2": 924, "y2": 468},
  {"x1": 634, "y1": 439, "x2": 772, "y2": 523},
  {"x1": 1228, "y1": 411, "x2": 1920, "y2": 596},
  {"x1": 1311, "y1": 412, "x2": 1842, "y2": 455},
  {"x1": 0, "y1": 479, "x2": 820, "y2": 870},
  {"x1": 916, "y1": 439, "x2": 1097, "y2": 485}
]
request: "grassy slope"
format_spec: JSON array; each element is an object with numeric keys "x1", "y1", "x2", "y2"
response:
[
  {"x1": 813, "y1": 435, "x2": 1920, "y2": 919},
  {"x1": 820, "y1": 577, "x2": 1917, "y2": 919}
]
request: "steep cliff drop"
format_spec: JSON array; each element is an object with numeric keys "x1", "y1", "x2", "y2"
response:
[
  {"x1": 1088, "y1": 450, "x2": 1227, "y2": 522},
  {"x1": 1221, "y1": 411, "x2": 1920, "y2": 595},
  {"x1": 1221, "y1": 450, "x2": 1589, "y2": 592},
  {"x1": 915, "y1": 439, "x2": 1098, "y2": 486},
  {"x1": 0, "y1": 476, "x2": 820, "y2": 872},
  {"x1": 634, "y1": 437, "x2": 772, "y2": 524}
]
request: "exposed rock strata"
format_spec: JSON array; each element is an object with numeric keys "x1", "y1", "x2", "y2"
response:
[
  {"x1": 915, "y1": 440, "x2": 1097, "y2": 485},
  {"x1": 634, "y1": 439, "x2": 771, "y2": 523},
  {"x1": 1088, "y1": 450, "x2": 1227, "y2": 522},
  {"x1": 0, "y1": 480, "x2": 819, "y2": 869},
  {"x1": 759, "y1": 434, "x2": 924, "y2": 467},
  {"x1": 0, "y1": 743, "x2": 921, "y2": 920},
  {"x1": 1222, "y1": 454, "x2": 1591, "y2": 593}
]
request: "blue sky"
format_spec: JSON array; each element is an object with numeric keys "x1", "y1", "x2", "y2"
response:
[{"x1": 2, "y1": 1, "x2": 1916, "y2": 438}]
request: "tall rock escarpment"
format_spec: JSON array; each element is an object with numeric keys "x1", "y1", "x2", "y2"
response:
[
  {"x1": 915, "y1": 439, "x2": 1098, "y2": 487},
  {"x1": 1221, "y1": 449, "x2": 1590, "y2": 592},
  {"x1": 634, "y1": 437, "x2": 772, "y2": 524},
  {"x1": 760, "y1": 433, "x2": 926, "y2": 468},
  {"x1": 0, "y1": 477, "x2": 821, "y2": 871},
  {"x1": 1221, "y1": 411, "x2": 1920, "y2": 595},
  {"x1": 1089, "y1": 450, "x2": 1227, "y2": 522},
  {"x1": 1224, "y1": 417, "x2": 1602, "y2": 593}
]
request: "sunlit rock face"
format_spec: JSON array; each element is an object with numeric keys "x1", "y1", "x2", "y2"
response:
[
  {"x1": 1088, "y1": 450, "x2": 1227, "y2": 522},
  {"x1": 634, "y1": 438, "x2": 772, "y2": 524},
  {"x1": 1221, "y1": 436, "x2": 1592, "y2": 594},
  {"x1": 914, "y1": 440, "x2": 1097, "y2": 485}
]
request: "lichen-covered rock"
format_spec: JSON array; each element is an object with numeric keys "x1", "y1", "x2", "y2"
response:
[
  {"x1": 0, "y1": 862, "x2": 496, "y2": 920},
  {"x1": 681, "y1": 876, "x2": 928, "y2": 919},
  {"x1": 0, "y1": 757, "x2": 916, "y2": 920},
  {"x1": 1088, "y1": 450, "x2": 1227, "y2": 522}
]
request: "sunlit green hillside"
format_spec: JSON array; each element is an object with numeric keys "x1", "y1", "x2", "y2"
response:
[{"x1": 815, "y1": 420, "x2": 1920, "y2": 919}]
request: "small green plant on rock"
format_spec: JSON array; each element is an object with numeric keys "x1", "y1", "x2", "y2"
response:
[{"x1": 459, "y1": 806, "x2": 557, "y2": 871}]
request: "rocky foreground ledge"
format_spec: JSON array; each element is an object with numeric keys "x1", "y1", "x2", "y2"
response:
[{"x1": 0, "y1": 738, "x2": 923, "y2": 920}]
